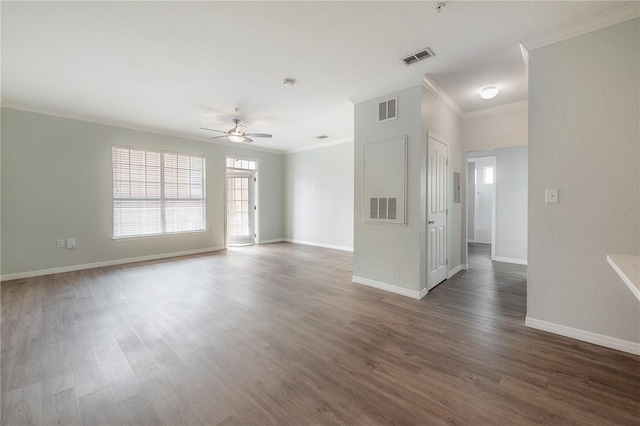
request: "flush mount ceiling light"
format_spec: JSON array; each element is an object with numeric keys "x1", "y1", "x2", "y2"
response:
[{"x1": 480, "y1": 86, "x2": 499, "y2": 99}]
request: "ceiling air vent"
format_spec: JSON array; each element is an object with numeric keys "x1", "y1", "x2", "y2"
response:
[
  {"x1": 378, "y1": 97, "x2": 397, "y2": 122},
  {"x1": 402, "y1": 47, "x2": 435, "y2": 65}
]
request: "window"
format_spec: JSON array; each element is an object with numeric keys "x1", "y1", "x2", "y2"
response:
[
  {"x1": 484, "y1": 166, "x2": 494, "y2": 184},
  {"x1": 112, "y1": 146, "x2": 205, "y2": 238},
  {"x1": 226, "y1": 157, "x2": 257, "y2": 170}
]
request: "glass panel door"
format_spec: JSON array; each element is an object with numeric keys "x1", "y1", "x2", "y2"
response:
[{"x1": 226, "y1": 170, "x2": 255, "y2": 245}]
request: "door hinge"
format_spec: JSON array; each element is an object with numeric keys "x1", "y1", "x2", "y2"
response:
[
  {"x1": 446, "y1": 208, "x2": 448, "y2": 215},
  {"x1": 446, "y1": 159, "x2": 448, "y2": 165},
  {"x1": 446, "y1": 258, "x2": 449, "y2": 265},
  {"x1": 254, "y1": 177, "x2": 256, "y2": 182},
  {"x1": 254, "y1": 205, "x2": 257, "y2": 210}
]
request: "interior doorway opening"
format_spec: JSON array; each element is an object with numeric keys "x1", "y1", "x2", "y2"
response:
[
  {"x1": 225, "y1": 156, "x2": 259, "y2": 246},
  {"x1": 467, "y1": 156, "x2": 496, "y2": 260}
]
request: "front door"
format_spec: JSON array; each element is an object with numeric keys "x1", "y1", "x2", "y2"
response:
[
  {"x1": 226, "y1": 170, "x2": 255, "y2": 246},
  {"x1": 427, "y1": 136, "x2": 448, "y2": 290}
]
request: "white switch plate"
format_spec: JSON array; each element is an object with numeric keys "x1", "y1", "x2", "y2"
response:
[
  {"x1": 57, "y1": 239, "x2": 65, "y2": 248},
  {"x1": 66, "y1": 238, "x2": 76, "y2": 249},
  {"x1": 545, "y1": 188, "x2": 558, "y2": 203}
]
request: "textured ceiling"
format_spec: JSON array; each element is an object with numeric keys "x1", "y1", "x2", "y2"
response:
[{"x1": 1, "y1": 1, "x2": 636, "y2": 152}]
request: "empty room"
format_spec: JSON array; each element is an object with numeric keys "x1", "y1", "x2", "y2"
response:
[{"x1": 1, "y1": 1, "x2": 638, "y2": 425}]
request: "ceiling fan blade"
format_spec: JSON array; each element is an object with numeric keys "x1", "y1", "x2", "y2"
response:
[
  {"x1": 245, "y1": 133, "x2": 272, "y2": 138},
  {"x1": 210, "y1": 135, "x2": 229, "y2": 139},
  {"x1": 243, "y1": 137, "x2": 253, "y2": 143},
  {"x1": 200, "y1": 127, "x2": 228, "y2": 134}
]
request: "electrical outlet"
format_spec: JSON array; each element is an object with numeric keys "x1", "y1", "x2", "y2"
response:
[
  {"x1": 57, "y1": 239, "x2": 65, "y2": 248},
  {"x1": 66, "y1": 238, "x2": 76, "y2": 249}
]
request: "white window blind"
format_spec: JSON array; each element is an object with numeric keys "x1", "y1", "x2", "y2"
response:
[{"x1": 113, "y1": 146, "x2": 206, "y2": 238}]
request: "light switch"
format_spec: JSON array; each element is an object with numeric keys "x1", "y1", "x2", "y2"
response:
[
  {"x1": 545, "y1": 188, "x2": 558, "y2": 203},
  {"x1": 66, "y1": 238, "x2": 76, "y2": 249},
  {"x1": 56, "y1": 239, "x2": 65, "y2": 248}
]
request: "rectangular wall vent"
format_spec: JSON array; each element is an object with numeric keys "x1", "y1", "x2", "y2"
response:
[
  {"x1": 402, "y1": 47, "x2": 435, "y2": 65},
  {"x1": 377, "y1": 97, "x2": 397, "y2": 122},
  {"x1": 369, "y1": 197, "x2": 397, "y2": 221}
]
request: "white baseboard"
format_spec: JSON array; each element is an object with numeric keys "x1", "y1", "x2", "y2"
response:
[
  {"x1": 259, "y1": 238, "x2": 286, "y2": 244},
  {"x1": 0, "y1": 246, "x2": 225, "y2": 281},
  {"x1": 494, "y1": 256, "x2": 528, "y2": 265},
  {"x1": 447, "y1": 264, "x2": 463, "y2": 278},
  {"x1": 462, "y1": 264, "x2": 469, "y2": 270},
  {"x1": 285, "y1": 239, "x2": 353, "y2": 252},
  {"x1": 525, "y1": 316, "x2": 640, "y2": 355},
  {"x1": 352, "y1": 275, "x2": 426, "y2": 300}
]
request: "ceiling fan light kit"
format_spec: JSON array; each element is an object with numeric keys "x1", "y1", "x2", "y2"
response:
[{"x1": 200, "y1": 118, "x2": 272, "y2": 144}]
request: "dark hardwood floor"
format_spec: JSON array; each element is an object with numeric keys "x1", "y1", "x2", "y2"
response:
[{"x1": 2, "y1": 242, "x2": 639, "y2": 425}]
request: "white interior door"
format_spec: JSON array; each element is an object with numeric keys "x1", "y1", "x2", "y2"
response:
[
  {"x1": 427, "y1": 136, "x2": 448, "y2": 290},
  {"x1": 226, "y1": 171, "x2": 255, "y2": 246}
]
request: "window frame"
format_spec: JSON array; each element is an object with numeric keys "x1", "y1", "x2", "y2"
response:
[{"x1": 112, "y1": 145, "x2": 206, "y2": 240}]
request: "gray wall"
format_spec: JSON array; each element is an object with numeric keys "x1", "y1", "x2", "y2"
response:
[
  {"x1": 284, "y1": 141, "x2": 354, "y2": 250},
  {"x1": 469, "y1": 147, "x2": 528, "y2": 262},
  {"x1": 1, "y1": 107, "x2": 284, "y2": 276},
  {"x1": 528, "y1": 19, "x2": 639, "y2": 344}
]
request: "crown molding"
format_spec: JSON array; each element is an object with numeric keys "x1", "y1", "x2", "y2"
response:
[
  {"x1": 521, "y1": 3, "x2": 640, "y2": 51},
  {"x1": 421, "y1": 75, "x2": 465, "y2": 119},
  {"x1": 463, "y1": 100, "x2": 528, "y2": 120},
  {"x1": 349, "y1": 76, "x2": 424, "y2": 105},
  {"x1": 0, "y1": 102, "x2": 285, "y2": 155},
  {"x1": 285, "y1": 138, "x2": 353, "y2": 155}
]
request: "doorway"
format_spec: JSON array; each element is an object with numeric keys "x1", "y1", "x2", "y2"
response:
[
  {"x1": 226, "y1": 157, "x2": 258, "y2": 246},
  {"x1": 467, "y1": 156, "x2": 496, "y2": 260}
]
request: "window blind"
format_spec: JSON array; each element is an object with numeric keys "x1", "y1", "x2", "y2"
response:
[{"x1": 112, "y1": 146, "x2": 206, "y2": 238}]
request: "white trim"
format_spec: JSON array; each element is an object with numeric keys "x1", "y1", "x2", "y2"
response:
[
  {"x1": 493, "y1": 256, "x2": 528, "y2": 266},
  {"x1": 463, "y1": 101, "x2": 528, "y2": 120},
  {"x1": 0, "y1": 103, "x2": 284, "y2": 154},
  {"x1": 462, "y1": 264, "x2": 469, "y2": 271},
  {"x1": 285, "y1": 239, "x2": 353, "y2": 252},
  {"x1": 349, "y1": 77, "x2": 423, "y2": 105},
  {"x1": 467, "y1": 156, "x2": 497, "y2": 260},
  {"x1": 421, "y1": 75, "x2": 464, "y2": 119},
  {"x1": 259, "y1": 238, "x2": 286, "y2": 244},
  {"x1": 525, "y1": 316, "x2": 640, "y2": 356},
  {"x1": 447, "y1": 264, "x2": 462, "y2": 279},
  {"x1": 521, "y1": 3, "x2": 640, "y2": 51},
  {"x1": 352, "y1": 276, "x2": 426, "y2": 300},
  {"x1": 285, "y1": 138, "x2": 353, "y2": 155},
  {"x1": 607, "y1": 255, "x2": 640, "y2": 301},
  {"x1": 0, "y1": 246, "x2": 225, "y2": 281}
]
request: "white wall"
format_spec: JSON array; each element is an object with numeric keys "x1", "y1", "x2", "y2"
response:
[
  {"x1": 469, "y1": 147, "x2": 528, "y2": 263},
  {"x1": 1, "y1": 107, "x2": 284, "y2": 277},
  {"x1": 352, "y1": 83, "x2": 463, "y2": 297},
  {"x1": 528, "y1": 19, "x2": 639, "y2": 349},
  {"x1": 284, "y1": 141, "x2": 354, "y2": 250},
  {"x1": 463, "y1": 107, "x2": 528, "y2": 152},
  {"x1": 354, "y1": 86, "x2": 423, "y2": 294}
]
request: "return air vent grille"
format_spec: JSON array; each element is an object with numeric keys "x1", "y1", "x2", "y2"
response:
[
  {"x1": 370, "y1": 197, "x2": 397, "y2": 220},
  {"x1": 377, "y1": 97, "x2": 397, "y2": 122},
  {"x1": 402, "y1": 47, "x2": 435, "y2": 65}
]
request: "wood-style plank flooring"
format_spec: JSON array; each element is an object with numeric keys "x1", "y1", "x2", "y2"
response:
[{"x1": 2, "y1": 242, "x2": 639, "y2": 425}]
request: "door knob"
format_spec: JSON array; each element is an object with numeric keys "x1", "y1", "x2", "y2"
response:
[{"x1": 428, "y1": 220, "x2": 435, "y2": 224}]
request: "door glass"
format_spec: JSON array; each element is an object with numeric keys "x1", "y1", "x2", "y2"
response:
[{"x1": 226, "y1": 171, "x2": 255, "y2": 245}]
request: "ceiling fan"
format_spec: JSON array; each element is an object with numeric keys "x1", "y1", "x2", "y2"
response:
[{"x1": 200, "y1": 119, "x2": 272, "y2": 143}]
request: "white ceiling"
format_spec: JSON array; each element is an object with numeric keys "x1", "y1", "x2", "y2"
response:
[{"x1": 1, "y1": 1, "x2": 636, "y2": 152}]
